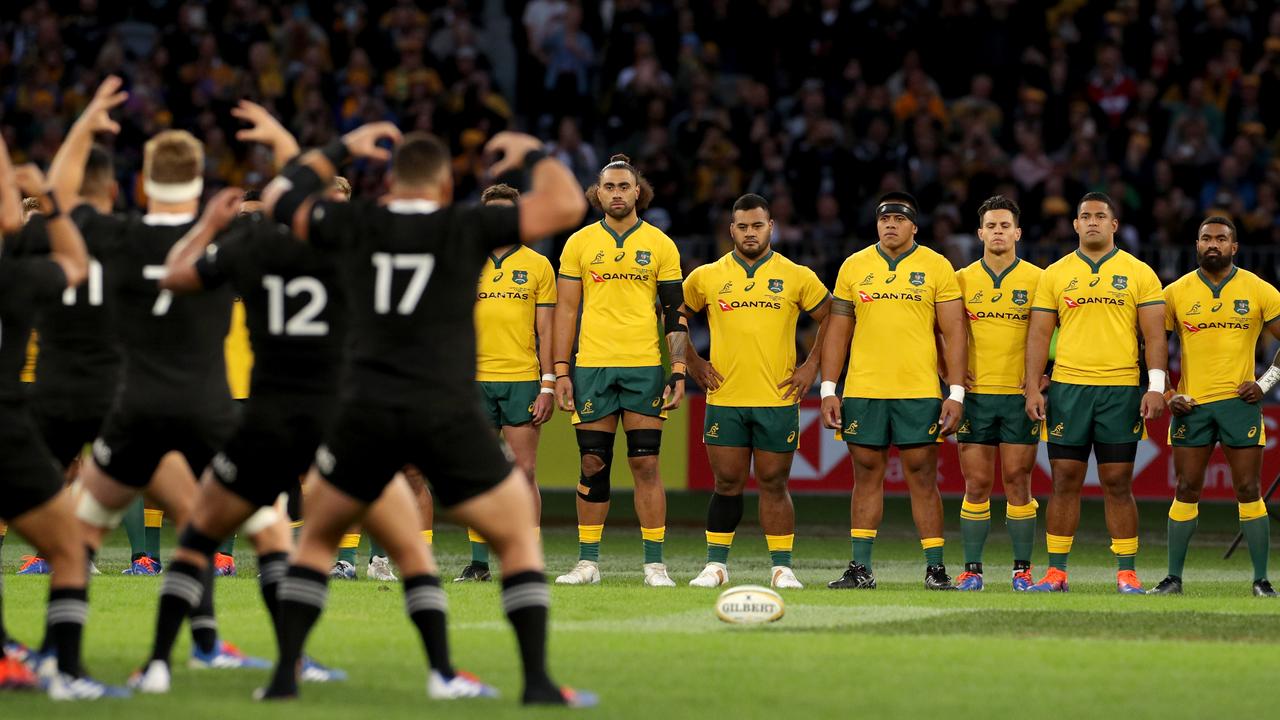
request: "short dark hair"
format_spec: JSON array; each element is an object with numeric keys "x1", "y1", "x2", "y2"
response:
[
  {"x1": 392, "y1": 132, "x2": 450, "y2": 187},
  {"x1": 731, "y1": 193, "x2": 770, "y2": 218},
  {"x1": 877, "y1": 191, "x2": 918, "y2": 211},
  {"x1": 81, "y1": 144, "x2": 114, "y2": 197},
  {"x1": 977, "y1": 195, "x2": 1020, "y2": 227},
  {"x1": 1199, "y1": 215, "x2": 1237, "y2": 240},
  {"x1": 481, "y1": 183, "x2": 520, "y2": 204},
  {"x1": 1077, "y1": 191, "x2": 1117, "y2": 217}
]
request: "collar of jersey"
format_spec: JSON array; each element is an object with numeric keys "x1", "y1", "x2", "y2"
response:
[
  {"x1": 729, "y1": 249, "x2": 774, "y2": 278},
  {"x1": 142, "y1": 212, "x2": 196, "y2": 226},
  {"x1": 598, "y1": 218, "x2": 643, "y2": 248},
  {"x1": 875, "y1": 241, "x2": 917, "y2": 271},
  {"x1": 979, "y1": 256, "x2": 1020, "y2": 288},
  {"x1": 1195, "y1": 265, "x2": 1238, "y2": 298},
  {"x1": 387, "y1": 199, "x2": 441, "y2": 214},
  {"x1": 489, "y1": 245, "x2": 522, "y2": 268},
  {"x1": 1073, "y1": 245, "x2": 1119, "y2": 274}
]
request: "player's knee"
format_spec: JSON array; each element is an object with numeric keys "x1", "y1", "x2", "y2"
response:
[
  {"x1": 240, "y1": 506, "x2": 279, "y2": 536},
  {"x1": 755, "y1": 473, "x2": 789, "y2": 495},
  {"x1": 712, "y1": 476, "x2": 746, "y2": 496},
  {"x1": 75, "y1": 491, "x2": 127, "y2": 530},
  {"x1": 179, "y1": 525, "x2": 223, "y2": 558},
  {"x1": 625, "y1": 429, "x2": 662, "y2": 458},
  {"x1": 576, "y1": 430, "x2": 614, "y2": 503},
  {"x1": 1233, "y1": 482, "x2": 1261, "y2": 504}
]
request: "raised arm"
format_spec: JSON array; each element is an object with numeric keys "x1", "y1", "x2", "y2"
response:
[
  {"x1": 48, "y1": 76, "x2": 127, "y2": 205},
  {"x1": 485, "y1": 131, "x2": 586, "y2": 243},
  {"x1": 231, "y1": 100, "x2": 300, "y2": 170},
  {"x1": 819, "y1": 297, "x2": 855, "y2": 429},
  {"x1": 159, "y1": 187, "x2": 243, "y2": 293},
  {"x1": 14, "y1": 165, "x2": 88, "y2": 287},
  {"x1": 552, "y1": 277, "x2": 582, "y2": 411},
  {"x1": 1137, "y1": 303, "x2": 1169, "y2": 420}
]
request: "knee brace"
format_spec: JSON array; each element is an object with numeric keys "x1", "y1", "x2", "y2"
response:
[
  {"x1": 626, "y1": 429, "x2": 662, "y2": 457},
  {"x1": 576, "y1": 429, "x2": 614, "y2": 503},
  {"x1": 240, "y1": 506, "x2": 280, "y2": 536},
  {"x1": 75, "y1": 492, "x2": 127, "y2": 529},
  {"x1": 179, "y1": 525, "x2": 223, "y2": 557}
]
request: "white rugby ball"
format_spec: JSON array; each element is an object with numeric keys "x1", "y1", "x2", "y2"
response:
[{"x1": 715, "y1": 585, "x2": 785, "y2": 625}]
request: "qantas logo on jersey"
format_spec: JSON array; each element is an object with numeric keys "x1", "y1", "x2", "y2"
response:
[
  {"x1": 1181, "y1": 320, "x2": 1200, "y2": 333},
  {"x1": 965, "y1": 308, "x2": 979, "y2": 321},
  {"x1": 860, "y1": 291, "x2": 924, "y2": 302},
  {"x1": 718, "y1": 298, "x2": 782, "y2": 311},
  {"x1": 589, "y1": 270, "x2": 650, "y2": 282},
  {"x1": 477, "y1": 291, "x2": 531, "y2": 300},
  {"x1": 512, "y1": 270, "x2": 528, "y2": 285},
  {"x1": 1182, "y1": 319, "x2": 1251, "y2": 331},
  {"x1": 1064, "y1": 296, "x2": 1126, "y2": 308},
  {"x1": 969, "y1": 310, "x2": 1029, "y2": 321},
  {"x1": 858, "y1": 291, "x2": 874, "y2": 303},
  {"x1": 717, "y1": 299, "x2": 733, "y2": 312}
]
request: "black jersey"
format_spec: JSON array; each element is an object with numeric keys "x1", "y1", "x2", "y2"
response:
[
  {"x1": 0, "y1": 256, "x2": 68, "y2": 404},
  {"x1": 306, "y1": 198, "x2": 518, "y2": 406},
  {"x1": 194, "y1": 213, "x2": 347, "y2": 396},
  {"x1": 15, "y1": 204, "x2": 123, "y2": 415},
  {"x1": 103, "y1": 213, "x2": 234, "y2": 416}
]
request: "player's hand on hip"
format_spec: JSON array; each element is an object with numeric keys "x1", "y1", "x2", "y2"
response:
[
  {"x1": 532, "y1": 392, "x2": 555, "y2": 426},
  {"x1": 1141, "y1": 390, "x2": 1167, "y2": 420},
  {"x1": 1025, "y1": 389, "x2": 1046, "y2": 422},
  {"x1": 1236, "y1": 381, "x2": 1263, "y2": 404},
  {"x1": 342, "y1": 122, "x2": 402, "y2": 161},
  {"x1": 555, "y1": 377, "x2": 575, "y2": 412},
  {"x1": 779, "y1": 361, "x2": 818, "y2": 401},
  {"x1": 662, "y1": 376, "x2": 685, "y2": 411},
  {"x1": 687, "y1": 356, "x2": 722, "y2": 392},
  {"x1": 938, "y1": 398, "x2": 963, "y2": 436},
  {"x1": 1169, "y1": 393, "x2": 1197, "y2": 417},
  {"x1": 821, "y1": 395, "x2": 842, "y2": 430},
  {"x1": 964, "y1": 370, "x2": 976, "y2": 391},
  {"x1": 484, "y1": 131, "x2": 545, "y2": 178},
  {"x1": 1039, "y1": 374, "x2": 1051, "y2": 392}
]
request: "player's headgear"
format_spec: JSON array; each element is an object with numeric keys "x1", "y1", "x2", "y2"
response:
[{"x1": 876, "y1": 191, "x2": 918, "y2": 224}]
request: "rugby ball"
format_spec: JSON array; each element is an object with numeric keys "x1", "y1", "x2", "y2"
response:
[{"x1": 715, "y1": 585, "x2": 785, "y2": 625}]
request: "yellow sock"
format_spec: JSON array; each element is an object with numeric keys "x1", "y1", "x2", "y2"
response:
[
  {"x1": 578, "y1": 524, "x2": 604, "y2": 544},
  {"x1": 290, "y1": 520, "x2": 304, "y2": 529},
  {"x1": 467, "y1": 527, "x2": 486, "y2": 544},
  {"x1": 1239, "y1": 499, "x2": 1267, "y2": 521},
  {"x1": 765, "y1": 534, "x2": 793, "y2": 552},
  {"x1": 850, "y1": 528, "x2": 878, "y2": 539},
  {"x1": 706, "y1": 531, "x2": 736, "y2": 547},
  {"x1": 144, "y1": 509, "x2": 164, "y2": 528},
  {"x1": 1110, "y1": 537, "x2": 1139, "y2": 556},
  {"x1": 1169, "y1": 500, "x2": 1199, "y2": 521},
  {"x1": 421, "y1": 530, "x2": 433, "y2": 544},
  {"x1": 920, "y1": 537, "x2": 945, "y2": 550},
  {"x1": 1046, "y1": 534, "x2": 1074, "y2": 554},
  {"x1": 1005, "y1": 500, "x2": 1039, "y2": 519},
  {"x1": 960, "y1": 499, "x2": 991, "y2": 520},
  {"x1": 640, "y1": 527, "x2": 665, "y2": 543},
  {"x1": 339, "y1": 533, "x2": 361, "y2": 549}
]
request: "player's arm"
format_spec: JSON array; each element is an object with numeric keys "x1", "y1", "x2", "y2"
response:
[
  {"x1": 532, "y1": 304, "x2": 557, "y2": 425},
  {"x1": 1138, "y1": 303, "x2": 1170, "y2": 420},
  {"x1": 231, "y1": 100, "x2": 300, "y2": 170},
  {"x1": 264, "y1": 121, "x2": 402, "y2": 241},
  {"x1": 47, "y1": 75, "x2": 127, "y2": 207},
  {"x1": 1238, "y1": 318, "x2": 1280, "y2": 404},
  {"x1": 819, "y1": 297, "x2": 855, "y2": 429},
  {"x1": 485, "y1": 132, "x2": 586, "y2": 244},
  {"x1": 1024, "y1": 309, "x2": 1056, "y2": 421},
  {"x1": 552, "y1": 277, "x2": 582, "y2": 411},
  {"x1": 935, "y1": 299, "x2": 968, "y2": 435},
  {"x1": 680, "y1": 302, "x2": 722, "y2": 392},
  {"x1": 159, "y1": 187, "x2": 243, "y2": 293},
  {"x1": 780, "y1": 297, "x2": 832, "y2": 401},
  {"x1": 658, "y1": 282, "x2": 689, "y2": 410},
  {"x1": 0, "y1": 130, "x2": 21, "y2": 234},
  {"x1": 13, "y1": 165, "x2": 88, "y2": 288}
]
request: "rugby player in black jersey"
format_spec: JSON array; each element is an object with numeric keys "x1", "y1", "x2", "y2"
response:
[{"x1": 258, "y1": 124, "x2": 592, "y2": 706}]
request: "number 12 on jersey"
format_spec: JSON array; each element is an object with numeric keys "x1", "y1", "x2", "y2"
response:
[{"x1": 372, "y1": 252, "x2": 435, "y2": 315}]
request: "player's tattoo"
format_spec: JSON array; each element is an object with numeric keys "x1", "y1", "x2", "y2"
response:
[
  {"x1": 831, "y1": 298, "x2": 856, "y2": 316},
  {"x1": 667, "y1": 329, "x2": 689, "y2": 366}
]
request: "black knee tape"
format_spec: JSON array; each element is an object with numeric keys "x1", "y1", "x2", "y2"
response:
[
  {"x1": 576, "y1": 429, "x2": 614, "y2": 503},
  {"x1": 626, "y1": 429, "x2": 662, "y2": 457},
  {"x1": 1047, "y1": 442, "x2": 1091, "y2": 462},
  {"x1": 179, "y1": 526, "x2": 223, "y2": 558},
  {"x1": 1094, "y1": 441, "x2": 1138, "y2": 465}
]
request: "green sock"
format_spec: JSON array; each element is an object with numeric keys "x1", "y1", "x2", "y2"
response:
[
  {"x1": 961, "y1": 518, "x2": 989, "y2": 565},
  {"x1": 1006, "y1": 517, "x2": 1036, "y2": 564},
  {"x1": 579, "y1": 542, "x2": 600, "y2": 562},
  {"x1": 1117, "y1": 554, "x2": 1136, "y2": 571},
  {"x1": 851, "y1": 537, "x2": 874, "y2": 566},
  {"x1": 123, "y1": 498, "x2": 146, "y2": 560},
  {"x1": 770, "y1": 550, "x2": 792, "y2": 567},
  {"x1": 707, "y1": 543, "x2": 730, "y2": 565},
  {"x1": 145, "y1": 525, "x2": 161, "y2": 560},
  {"x1": 924, "y1": 546, "x2": 944, "y2": 566},
  {"x1": 338, "y1": 547, "x2": 357, "y2": 564},
  {"x1": 1166, "y1": 517, "x2": 1197, "y2": 577},
  {"x1": 217, "y1": 536, "x2": 235, "y2": 557},
  {"x1": 369, "y1": 539, "x2": 386, "y2": 559},
  {"x1": 470, "y1": 542, "x2": 490, "y2": 566},
  {"x1": 1048, "y1": 553, "x2": 1069, "y2": 571},
  {"x1": 1241, "y1": 516, "x2": 1270, "y2": 581},
  {"x1": 643, "y1": 539, "x2": 663, "y2": 564}
]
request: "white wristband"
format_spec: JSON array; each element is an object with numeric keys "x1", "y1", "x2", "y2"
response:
[
  {"x1": 1258, "y1": 366, "x2": 1280, "y2": 394},
  {"x1": 1147, "y1": 369, "x2": 1167, "y2": 394},
  {"x1": 541, "y1": 373, "x2": 557, "y2": 384},
  {"x1": 819, "y1": 381, "x2": 838, "y2": 399},
  {"x1": 539, "y1": 387, "x2": 554, "y2": 395},
  {"x1": 948, "y1": 385, "x2": 965, "y2": 403}
]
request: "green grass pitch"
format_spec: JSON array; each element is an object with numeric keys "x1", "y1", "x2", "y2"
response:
[{"x1": 1, "y1": 493, "x2": 1276, "y2": 719}]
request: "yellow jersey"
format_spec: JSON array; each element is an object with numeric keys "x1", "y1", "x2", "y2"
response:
[
  {"x1": 833, "y1": 242, "x2": 961, "y2": 399},
  {"x1": 684, "y1": 250, "x2": 829, "y2": 407},
  {"x1": 559, "y1": 219, "x2": 682, "y2": 368},
  {"x1": 956, "y1": 257, "x2": 1043, "y2": 395},
  {"x1": 475, "y1": 245, "x2": 556, "y2": 382},
  {"x1": 225, "y1": 299, "x2": 253, "y2": 400},
  {"x1": 1031, "y1": 247, "x2": 1163, "y2": 386},
  {"x1": 1164, "y1": 267, "x2": 1280, "y2": 404}
]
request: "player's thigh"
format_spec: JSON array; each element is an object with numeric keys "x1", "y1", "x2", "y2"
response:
[
  {"x1": 751, "y1": 447, "x2": 796, "y2": 492},
  {"x1": 408, "y1": 408, "x2": 513, "y2": 511},
  {"x1": 617, "y1": 365, "x2": 667, "y2": 419},
  {"x1": 1222, "y1": 444, "x2": 1265, "y2": 500},
  {"x1": 317, "y1": 403, "x2": 406, "y2": 504},
  {"x1": 1045, "y1": 382, "x2": 1095, "y2": 447},
  {"x1": 1092, "y1": 385, "x2": 1144, "y2": 444},
  {"x1": 571, "y1": 366, "x2": 623, "y2": 424},
  {"x1": 1171, "y1": 445, "x2": 1215, "y2": 496},
  {"x1": 839, "y1": 397, "x2": 890, "y2": 447},
  {"x1": 958, "y1": 442, "x2": 998, "y2": 494},
  {"x1": 706, "y1": 443, "x2": 752, "y2": 492},
  {"x1": 145, "y1": 452, "x2": 201, "y2": 521},
  {"x1": 501, "y1": 423, "x2": 540, "y2": 474},
  {"x1": 1210, "y1": 398, "x2": 1266, "y2": 450},
  {"x1": 0, "y1": 409, "x2": 66, "y2": 522},
  {"x1": 956, "y1": 393, "x2": 1001, "y2": 446},
  {"x1": 888, "y1": 398, "x2": 942, "y2": 446},
  {"x1": 90, "y1": 409, "x2": 170, "y2": 490},
  {"x1": 897, "y1": 441, "x2": 939, "y2": 484},
  {"x1": 746, "y1": 405, "x2": 799, "y2": 454}
]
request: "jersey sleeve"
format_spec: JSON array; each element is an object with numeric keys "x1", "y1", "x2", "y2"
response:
[
  {"x1": 833, "y1": 257, "x2": 856, "y2": 302},
  {"x1": 799, "y1": 266, "x2": 830, "y2": 313},
  {"x1": 934, "y1": 257, "x2": 961, "y2": 303},
  {"x1": 1032, "y1": 267, "x2": 1058, "y2": 313},
  {"x1": 656, "y1": 235, "x2": 682, "y2": 284},
  {"x1": 459, "y1": 204, "x2": 520, "y2": 255},
  {"x1": 682, "y1": 266, "x2": 706, "y2": 312},
  {"x1": 558, "y1": 232, "x2": 582, "y2": 280},
  {"x1": 535, "y1": 256, "x2": 557, "y2": 306},
  {"x1": 1162, "y1": 285, "x2": 1177, "y2": 331},
  {"x1": 1259, "y1": 279, "x2": 1280, "y2": 325},
  {"x1": 192, "y1": 219, "x2": 253, "y2": 291},
  {"x1": 1135, "y1": 263, "x2": 1164, "y2": 306},
  {"x1": 18, "y1": 257, "x2": 69, "y2": 302}
]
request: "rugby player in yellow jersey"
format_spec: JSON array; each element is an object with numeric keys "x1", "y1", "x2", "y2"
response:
[
  {"x1": 453, "y1": 183, "x2": 557, "y2": 582},
  {"x1": 1024, "y1": 192, "x2": 1168, "y2": 594},
  {"x1": 952, "y1": 196, "x2": 1043, "y2": 592},
  {"x1": 681, "y1": 194, "x2": 831, "y2": 590},
  {"x1": 553, "y1": 155, "x2": 687, "y2": 587},
  {"x1": 820, "y1": 192, "x2": 968, "y2": 591},
  {"x1": 1153, "y1": 216, "x2": 1279, "y2": 597}
]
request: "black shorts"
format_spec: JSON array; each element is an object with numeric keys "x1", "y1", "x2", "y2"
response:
[
  {"x1": 0, "y1": 403, "x2": 66, "y2": 520},
  {"x1": 318, "y1": 401, "x2": 512, "y2": 507},
  {"x1": 33, "y1": 407, "x2": 104, "y2": 468},
  {"x1": 92, "y1": 406, "x2": 237, "y2": 488},
  {"x1": 211, "y1": 396, "x2": 337, "y2": 508}
]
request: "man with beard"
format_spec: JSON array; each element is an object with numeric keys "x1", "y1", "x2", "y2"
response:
[
  {"x1": 553, "y1": 154, "x2": 687, "y2": 587},
  {"x1": 681, "y1": 193, "x2": 831, "y2": 590},
  {"x1": 1154, "y1": 216, "x2": 1279, "y2": 596}
]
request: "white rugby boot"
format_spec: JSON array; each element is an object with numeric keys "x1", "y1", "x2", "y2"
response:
[
  {"x1": 555, "y1": 560, "x2": 600, "y2": 585},
  {"x1": 643, "y1": 562, "x2": 676, "y2": 587},
  {"x1": 688, "y1": 562, "x2": 729, "y2": 588},
  {"x1": 770, "y1": 566, "x2": 804, "y2": 589}
]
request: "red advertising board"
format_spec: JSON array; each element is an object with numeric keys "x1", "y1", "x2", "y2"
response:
[{"x1": 686, "y1": 395, "x2": 1280, "y2": 501}]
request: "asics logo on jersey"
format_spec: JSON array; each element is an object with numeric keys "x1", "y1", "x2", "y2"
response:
[
  {"x1": 786, "y1": 430, "x2": 796, "y2": 443},
  {"x1": 744, "y1": 282, "x2": 755, "y2": 292},
  {"x1": 1211, "y1": 302, "x2": 1223, "y2": 312},
  {"x1": 1089, "y1": 277, "x2": 1101, "y2": 287},
  {"x1": 706, "y1": 423, "x2": 720, "y2": 438},
  {"x1": 591, "y1": 252, "x2": 605, "y2": 265},
  {"x1": 1131, "y1": 421, "x2": 1143, "y2": 434},
  {"x1": 885, "y1": 274, "x2": 897, "y2": 284},
  {"x1": 928, "y1": 423, "x2": 938, "y2": 434},
  {"x1": 990, "y1": 292, "x2": 1002, "y2": 302},
  {"x1": 1235, "y1": 300, "x2": 1250, "y2": 315},
  {"x1": 614, "y1": 251, "x2": 626, "y2": 262},
  {"x1": 492, "y1": 271, "x2": 503, "y2": 282},
  {"x1": 651, "y1": 397, "x2": 661, "y2": 407},
  {"x1": 1249, "y1": 426, "x2": 1258, "y2": 438},
  {"x1": 719, "y1": 282, "x2": 733, "y2": 294}
]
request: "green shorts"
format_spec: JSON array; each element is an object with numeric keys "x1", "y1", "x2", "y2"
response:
[
  {"x1": 1170, "y1": 397, "x2": 1265, "y2": 448},
  {"x1": 956, "y1": 393, "x2": 1041, "y2": 446},
  {"x1": 1045, "y1": 382, "x2": 1142, "y2": 446},
  {"x1": 837, "y1": 398, "x2": 941, "y2": 447},
  {"x1": 703, "y1": 405, "x2": 800, "y2": 453},
  {"x1": 572, "y1": 365, "x2": 666, "y2": 424},
  {"x1": 476, "y1": 380, "x2": 539, "y2": 428}
]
